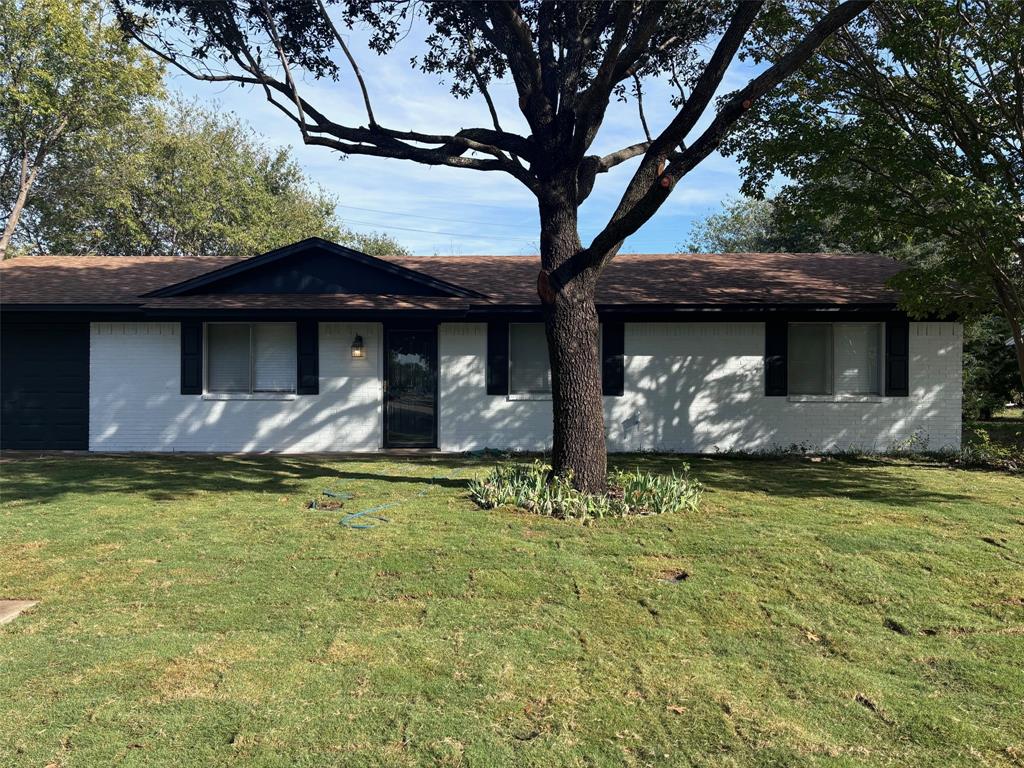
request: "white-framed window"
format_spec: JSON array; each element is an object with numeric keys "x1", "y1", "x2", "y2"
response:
[
  {"x1": 205, "y1": 323, "x2": 296, "y2": 394},
  {"x1": 509, "y1": 323, "x2": 551, "y2": 396},
  {"x1": 788, "y1": 322, "x2": 883, "y2": 396}
]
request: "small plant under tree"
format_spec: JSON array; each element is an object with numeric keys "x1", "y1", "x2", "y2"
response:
[
  {"x1": 116, "y1": 0, "x2": 870, "y2": 492},
  {"x1": 469, "y1": 461, "x2": 704, "y2": 521}
]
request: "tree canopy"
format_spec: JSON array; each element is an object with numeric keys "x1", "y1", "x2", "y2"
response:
[
  {"x1": 963, "y1": 314, "x2": 1021, "y2": 420},
  {"x1": 724, "y1": 0, "x2": 1024, "y2": 383},
  {"x1": 0, "y1": 0, "x2": 162, "y2": 257},
  {"x1": 0, "y1": 1, "x2": 405, "y2": 258},
  {"x1": 24, "y1": 99, "x2": 407, "y2": 258}
]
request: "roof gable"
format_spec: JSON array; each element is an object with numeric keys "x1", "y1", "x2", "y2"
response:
[{"x1": 144, "y1": 238, "x2": 481, "y2": 298}]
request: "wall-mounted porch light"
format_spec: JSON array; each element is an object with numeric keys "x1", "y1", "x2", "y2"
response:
[{"x1": 351, "y1": 334, "x2": 365, "y2": 359}]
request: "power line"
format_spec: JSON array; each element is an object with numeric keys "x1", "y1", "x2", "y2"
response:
[
  {"x1": 341, "y1": 216, "x2": 538, "y2": 243},
  {"x1": 336, "y1": 203, "x2": 536, "y2": 230}
]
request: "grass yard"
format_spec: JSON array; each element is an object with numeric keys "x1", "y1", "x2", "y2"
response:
[{"x1": 1, "y1": 454, "x2": 1022, "y2": 767}]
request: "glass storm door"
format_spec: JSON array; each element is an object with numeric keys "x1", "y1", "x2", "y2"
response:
[{"x1": 384, "y1": 328, "x2": 437, "y2": 447}]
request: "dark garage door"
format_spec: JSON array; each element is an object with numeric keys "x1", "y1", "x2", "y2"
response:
[{"x1": 1, "y1": 322, "x2": 89, "y2": 450}]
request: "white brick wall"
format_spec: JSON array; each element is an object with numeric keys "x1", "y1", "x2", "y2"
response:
[
  {"x1": 439, "y1": 321, "x2": 962, "y2": 454},
  {"x1": 90, "y1": 320, "x2": 961, "y2": 454},
  {"x1": 438, "y1": 323, "x2": 555, "y2": 451},
  {"x1": 89, "y1": 322, "x2": 383, "y2": 451}
]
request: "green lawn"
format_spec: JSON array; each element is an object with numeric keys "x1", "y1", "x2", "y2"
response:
[{"x1": 1, "y1": 454, "x2": 1022, "y2": 767}]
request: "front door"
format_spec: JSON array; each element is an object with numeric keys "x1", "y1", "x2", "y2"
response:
[{"x1": 384, "y1": 328, "x2": 437, "y2": 447}]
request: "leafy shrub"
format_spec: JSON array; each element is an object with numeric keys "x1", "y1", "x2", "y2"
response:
[
  {"x1": 468, "y1": 461, "x2": 703, "y2": 521},
  {"x1": 953, "y1": 427, "x2": 1023, "y2": 473},
  {"x1": 963, "y1": 314, "x2": 1021, "y2": 420}
]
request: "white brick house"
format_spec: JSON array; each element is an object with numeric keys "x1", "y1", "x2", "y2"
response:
[{"x1": 0, "y1": 238, "x2": 962, "y2": 453}]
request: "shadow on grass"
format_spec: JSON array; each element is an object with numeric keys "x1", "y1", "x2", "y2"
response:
[
  {"x1": 612, "y1": 454, "x2": 972, "y2": 506},
  {"x1": 1, "y1": 452, "x2": 975, "y2": 508},
  {"x1": 0, "y1": 453, "x2": 479, "y2": 505}
]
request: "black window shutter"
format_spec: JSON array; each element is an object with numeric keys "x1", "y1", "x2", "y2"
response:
[
  {"x1": 764, "y1": 319, "x2": 788, "y2": 396},
  {"x1": 180, "y1": 321, "x2": 203, "y2": 395},
  {"x1": 486, "y1": 321, "x2": 509, "y2": 395},
  {"x1": 601, "y1": 321, "x2": 625, "y2": 396},
  {"x1": 885, "y1": 318, "x2": 910, "y2": 396},
  {"x1": 296, "y1": 320, "x2": 319, "y2": 395}
]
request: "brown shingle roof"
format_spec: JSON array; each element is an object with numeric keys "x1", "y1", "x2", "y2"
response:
[
  {"x1": 0, "y1": 255, "x2": 242, "y2": 305},
  {"x1": 0, "y1": 251, "x2": 902, "y2": 308},
  {"x1": 390, "y1": 252, "x2": 903, "y2": 305}
]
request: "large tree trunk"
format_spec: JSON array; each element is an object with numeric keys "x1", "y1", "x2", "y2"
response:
[
  {"x1": 538, "y1": 181, "x2": 607, "y2": 493},
  {"x1": 547, "y1": 274, "x2": 606, "y2": 493}
]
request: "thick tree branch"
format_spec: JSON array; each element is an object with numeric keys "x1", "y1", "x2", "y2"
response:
[
  {"x1": 572, "y1": 2, "x2": 658, "y2": 158},
  {"x1": 580, "y1": 1, "x2": 633, "y2": 108},
  {"x1": 466, "y1": 2, "x2": 550, "y2": 132},
  {"x1": 582, "y1": 0, "x2": 872, "y2": 273},
  {"x1": 575, "y1": 2, "x2": 764, "y2": 201},
  {"x1": 607, "y1": 2, "x2": 666, "y2": 85},
  {"x1": 123, "y1": 12, "x2": 539, "y2": 187},
  {"x1": 537, "y1": 1, "x2": 559, "y2": 110}
]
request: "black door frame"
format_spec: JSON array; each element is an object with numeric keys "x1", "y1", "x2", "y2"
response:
[{"x1": 382, "y1": 323, "x2": 439, "y2": 448}]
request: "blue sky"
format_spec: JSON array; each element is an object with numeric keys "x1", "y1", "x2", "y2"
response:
[{"x1": 171, "y1": 18, "x2": 756, "y2": 256}]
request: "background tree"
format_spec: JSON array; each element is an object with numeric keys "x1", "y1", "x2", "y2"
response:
[
  {"x1": 116, "y1": 0, "x2": 870, "y2": 491},
  {"x1": 21, "y1": 99, "x2": 407, "y2": 258},
  {"x1": 685, "y1": 194, "x2": 843, "y2": 252},
  {"x1": 963, "y1": 315, "x2": 1021, "y2": 421},
  {"x1": 0, "y1": 0, "x2": 161, "y2": 257},
  {"x1": 724, "y1": 0, "x2": 1024, "y2": 386}
]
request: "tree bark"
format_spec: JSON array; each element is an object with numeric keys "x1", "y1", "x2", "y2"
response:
[
  {"x1": 547, "y1": 275, "x2": 606, "y2": 493},
  {"x1": 0, "y1": 156, "x2": 37, "y2": 259},
  {"x1": 538, "y1": 177, "x2": 607, "y2": 493}
]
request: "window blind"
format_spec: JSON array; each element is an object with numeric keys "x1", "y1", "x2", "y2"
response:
[
  {"x1": 509, "y1": 323, "x2": 551, "y2": 394},
  {"x1": 834, "y1": 323, "x2": 881, "y2": 395},
  {"x1": 207, "y1": 324, "x2": 250, "y2": 393},
  {"x1": 253, "y1": 324, "x2": 297, "y2": 392},
  {"x1": 787, "y1": 322, "x2": 883, "y2": 396},
  {"x1": 205, "y1": 323, "x2": 296, "y2": 394},
  {"x1": 788, "y1": 324, "x2": 832, "y2": 395}
]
